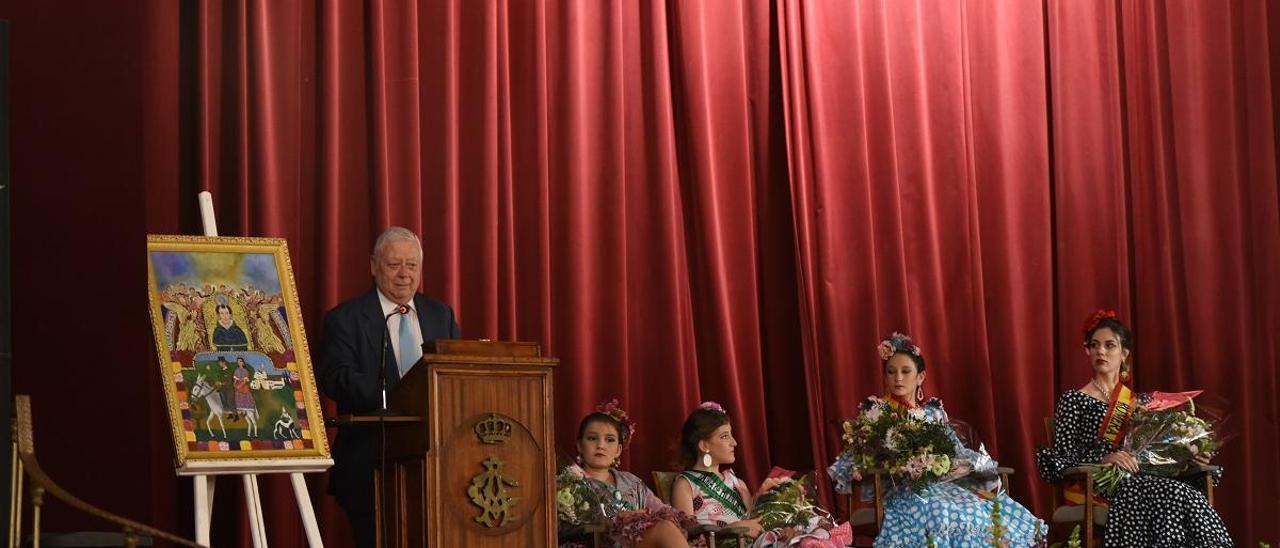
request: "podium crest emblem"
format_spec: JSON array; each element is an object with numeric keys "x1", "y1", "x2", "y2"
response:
[
  {"x1": 473, "y1": 414, "x2": 514, "y2": 444},
  {"x1": 467, "y1": 457, "x2": 521, "y2": 528}
]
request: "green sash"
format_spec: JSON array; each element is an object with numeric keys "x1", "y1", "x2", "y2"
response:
[{"x1": 680, "y1": 470, "x2": 747, "y2": 518}]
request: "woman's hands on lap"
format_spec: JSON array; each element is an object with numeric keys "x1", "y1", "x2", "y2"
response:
[{"x1": 1102, "y1": 450, "x2": 1139, "y2": 473}]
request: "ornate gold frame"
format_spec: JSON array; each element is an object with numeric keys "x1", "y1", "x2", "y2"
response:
[{"x1": 146, "y1": 235, "x2": 330, "y2": 471}]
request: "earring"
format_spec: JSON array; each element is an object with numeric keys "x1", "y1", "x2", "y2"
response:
[
  {"x1": 701, "y1": 451, "x2": 713, "y2": 468},
  {"x1": 915, "y1": 385, "x2": 925, "y2": 403},
  {"x1": 612, "y1": 456, "x2": 621, "y2": 469},
  {"x1": 1121, "y1": 359, "x2": 1130, "y2": 380},
  {"x1": 574, "y1": 454, "x2": 583, "y2": 466}
]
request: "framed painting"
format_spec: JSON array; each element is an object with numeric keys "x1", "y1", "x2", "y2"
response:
[{"x1": 146, "y1": 235, "x2": 330, "y2": 473}]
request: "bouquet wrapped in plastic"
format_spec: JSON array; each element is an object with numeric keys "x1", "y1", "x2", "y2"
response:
[
  {"x1": 838, "y1": 397, "x2": 958, "y2": 492},
  {"x1": 1094, "y1": 390, "x2": 1220, "y2": 496},
  {"x1": 750, "y1": 468, "x2": 851, "y2": 546},
  {"x1": 750, "y1": 472, "x2": 829, "y2": 531},
  {"x1": 555, "y1": 464, "x2": 630, "y2": 526}
]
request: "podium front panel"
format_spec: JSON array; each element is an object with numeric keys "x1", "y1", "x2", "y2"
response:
[{"x1": 387, "y1": 348, "x2": 556, "y2": 548}]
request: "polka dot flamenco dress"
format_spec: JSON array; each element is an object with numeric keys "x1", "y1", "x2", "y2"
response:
[{"x1": 1037, "y1": 391, "x2": 1232, "y2": 547}]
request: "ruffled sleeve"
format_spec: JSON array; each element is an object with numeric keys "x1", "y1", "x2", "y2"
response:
[
  {"x1": 1036, "y1": 391, "x2": 1112, "y2": 482},
  {"x1": 828, "y1": 446, "x2": 859, "y2": 495},
  {"x1": 608, "y1": 470, "x2": 661, "y2": 510},
  {"x1": 828, "y1": 396, "x2": 883, "y2": 496}
]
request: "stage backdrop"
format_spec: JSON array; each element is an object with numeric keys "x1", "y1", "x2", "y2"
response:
[{"x1": 3, "y1": 0, "x2": 1277, "y2": 546}]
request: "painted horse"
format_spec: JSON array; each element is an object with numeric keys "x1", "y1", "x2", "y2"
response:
[{"x1": 189, "y1": 374, "x2": 228, "y2": 439}]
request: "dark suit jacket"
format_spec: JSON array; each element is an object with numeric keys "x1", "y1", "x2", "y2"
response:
[{"x1": 317, "y1": 289, "x2": 460, "y2": 506}]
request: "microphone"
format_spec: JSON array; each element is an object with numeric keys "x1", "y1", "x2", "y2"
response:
[
  {"x1": 379, "y1": 305, "x2": 411, "y2": 410},
  {"x1": 377, "y1": 304, "x2": 411, "y2": 547}
]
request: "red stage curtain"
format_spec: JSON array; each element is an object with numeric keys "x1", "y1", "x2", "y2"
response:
[{"x1": 3, "y1": 0, "x2": 1277, "y2": 546}]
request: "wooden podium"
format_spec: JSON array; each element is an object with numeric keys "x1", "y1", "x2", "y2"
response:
[{"x1": 377, "y1": 340, "x2": 558, "y2": 547}]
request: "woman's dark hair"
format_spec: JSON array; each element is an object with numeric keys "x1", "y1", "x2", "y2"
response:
[
  {"x1": 884, "y1": 351, "x2": 926, "y2": 374},
  {"x1": 1082, "y1": 317, "x2": 1134, "y2": 351},
  {"x1": 216, "y1": 304, "x2": 232, "y2": 314},
  {"x1": 679, "y1": 407, "x2": 730, "y2": 468},
  {"x1": 577, "y1": 412, "x2": 629, "y2": 444}
]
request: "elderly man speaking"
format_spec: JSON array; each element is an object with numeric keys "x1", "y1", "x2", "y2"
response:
[{"x1": 317, "y1": 226, "x2": 460, "y2": 548}]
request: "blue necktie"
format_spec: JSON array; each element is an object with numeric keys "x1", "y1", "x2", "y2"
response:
[{"x1": 398, "y1": 309, "x2": 421, "y2": 377}]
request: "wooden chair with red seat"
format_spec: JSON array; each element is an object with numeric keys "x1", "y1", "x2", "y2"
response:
[
  {"x1": 1041, "y1": 416, "x2": 1219, "y2": 548},
  {"x1": 1041, "y1": 416, "x2": 1111, "y2": 547}
]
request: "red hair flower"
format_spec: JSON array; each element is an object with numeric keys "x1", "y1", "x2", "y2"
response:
[{"x1": 1081, "y1": 309, "x2": 1120, "y2": 338}]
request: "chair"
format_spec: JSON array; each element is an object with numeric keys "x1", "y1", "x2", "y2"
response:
[
  {"x1": 1041, "y1": 416, "x2": 1219, "y2": 548},
  {"x1": 839, "y1": 469, "x2": 884, "y2": 548},
  {"x1": 1041, "y1": 417, "x2": 1110, "y2": 547},
  {"x1": 9, "y1": 395, "x2": 203, "y2": 547}
]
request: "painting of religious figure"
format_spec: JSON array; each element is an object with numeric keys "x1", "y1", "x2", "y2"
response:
[{"x1": 146, "y1": 235, "x2": 330, "y2": 468}]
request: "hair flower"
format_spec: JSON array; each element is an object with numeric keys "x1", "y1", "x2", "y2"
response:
[
  {"x1": 878, "y1": 331, "x2": 921, "y2": 359},
  {"x1": 596, "y1": 398, "x2": 638, "y2": 440},
  {"x1": 877, "y1": 341, "x2": 896, "y2": 361},
  {"x1": 698, "y1": 401, "x2": 726, "y2": 414},
  {"x1": 1082, "y1": 309, "x2": 1120, "y2": 338}
]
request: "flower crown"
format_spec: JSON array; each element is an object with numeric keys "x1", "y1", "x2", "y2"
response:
[
  {"x1": 698, "y1": 401, "x2": 727, "y2": 414},
  {"x1": 595, "y1": 398, "x2": 637, "y2": 441},
  {"x1": 877, "y1": 331, "x2": 921, "y2": 361},
  {"x1": 1081, "y1": 309, "x2": 1120, "y2": 340}
]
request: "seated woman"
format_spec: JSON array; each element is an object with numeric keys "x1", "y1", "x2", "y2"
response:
[
  {"x1": 672, "y1": 402, "x2": 851, "y2": 547},
  {"x1": 559, "y1": 400, "x2": 691, "y2": 548},
  {"x1": 829, "y1": 332, "x2": 1045, "y2": 547},
  {"x1": 1036, "y1": 311, "x2": 1231, "y2": 547}
]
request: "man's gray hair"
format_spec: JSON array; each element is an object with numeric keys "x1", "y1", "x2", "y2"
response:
[{"x1": 372, "y1": 226, "x2": 423, "y2": 260}]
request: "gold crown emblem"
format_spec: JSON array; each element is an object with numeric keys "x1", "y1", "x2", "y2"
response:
[{"x1": 474, "y1": 414, "x2": 514, "y2": 445}]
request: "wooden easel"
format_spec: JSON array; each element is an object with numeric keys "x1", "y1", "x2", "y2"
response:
[
  {"x1": 183, "y1": 458, "x2": 331, "y2": 547},
  {"x1": 186, "y1": 191, "x2": 330, "y2": 547}
]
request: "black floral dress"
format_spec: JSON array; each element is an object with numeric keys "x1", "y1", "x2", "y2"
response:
[{"x1": 1036, "y1": 390, "x2": 1232, "y2": 547}]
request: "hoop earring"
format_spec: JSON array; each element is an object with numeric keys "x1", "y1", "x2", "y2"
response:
[
  {"x1": 701, "y1": 451, "x2": 713, "y2": 468},
  {"x1": 916, "y1": 385, "x2": 925, "y2": 403},
  {"x1": 1120, "y1": 359, "x2": 1131, "y2": 380},
  {"x1": 612, "y1": 456, "x2": 621, "y2": 469}
]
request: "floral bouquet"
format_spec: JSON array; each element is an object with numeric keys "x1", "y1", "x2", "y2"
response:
[
  {"x1": 750, "y1": 469, "x2": 851, "y2": 546},
  {"x1": 750, "y1": 473, "x2": 832, "y2": 531},
  {"x1": 1094, "y1": 391, "x2": 1220, "y2": 496},
  {"x1": 839, "y1": 397, "x2": 957, "y2": 492},
  {"x1": 555, "y1": 464, "x2": 629, "y2": 526}
]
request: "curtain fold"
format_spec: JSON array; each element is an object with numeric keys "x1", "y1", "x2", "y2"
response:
[
  {"x1": 13, "y1": 0, "x2": 1264, "y2": 545},
  {"x1": 775, "y1": 0, "x2": 1056, "y2": 511}
]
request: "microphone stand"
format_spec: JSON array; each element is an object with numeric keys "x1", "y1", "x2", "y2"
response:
[
  {"x1": 378, "y1": 306, "x2": 407, "y2": 547},
  {"x1": 378, "y1": 304, "x2": 408, "y2": 410}
]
